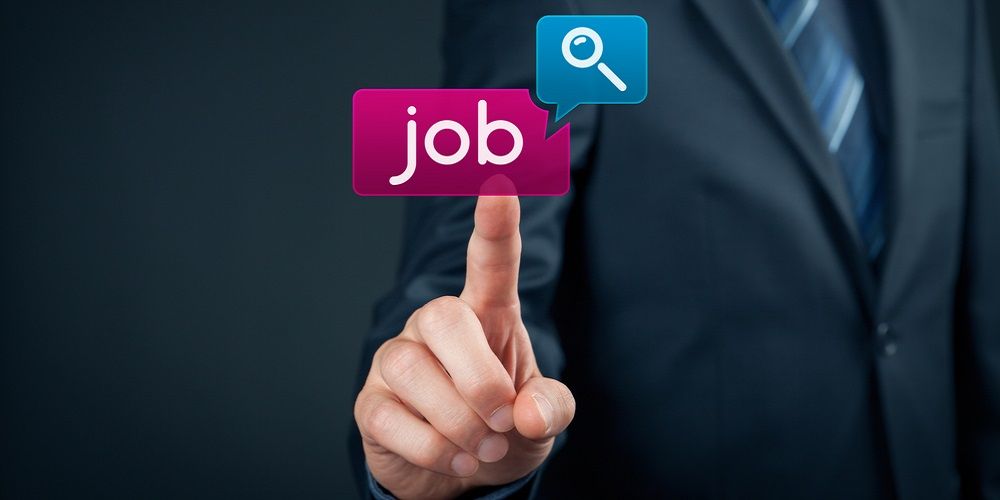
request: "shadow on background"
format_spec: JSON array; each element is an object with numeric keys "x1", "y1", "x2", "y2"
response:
[{"x1": 1, "y1": 1, "x2": 998, "y2": 499}]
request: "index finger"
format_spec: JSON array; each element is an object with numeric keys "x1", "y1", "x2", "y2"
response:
[{"x1": 460, "y1": 195, "x2": 521, "y2": 311}]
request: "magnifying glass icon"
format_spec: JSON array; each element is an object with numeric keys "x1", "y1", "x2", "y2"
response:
[{"x1": 561, "y1": 27, "x2": 627, "y2": 92}]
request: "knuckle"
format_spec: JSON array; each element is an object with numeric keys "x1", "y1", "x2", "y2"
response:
[
  {"x1": 436, "y1": 406, "x2": 484, "y2": 444},
  {"x1": 418, "y1": 296, "x2": 473, "y2": 335},
  {"x1": 462, "y1": 371, "x2": 506, "y2": 407},
  {"x1": 372, "y1": 337, "x2": 400, "y2": 366},
  {"x1": 363, "y1": 399, "x2": 398, "y2": 442},
  {"x1": 410, "y1": 434, "x2": 448, "y2": 469},
  {"x1": 379, "y1": 339, "x2": 429, "y2": 383},
  {"x1": 353, "y1": 393, "x2": 369, "y2": 429}
]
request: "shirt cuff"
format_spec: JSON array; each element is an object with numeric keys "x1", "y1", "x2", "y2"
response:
[{"x1": 366, "y1": 463, "x2": 537, "y2": 500}]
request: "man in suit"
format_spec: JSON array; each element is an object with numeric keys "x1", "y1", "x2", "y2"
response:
[{"x1": 351, "y1": 0, "x2": 999, "y2": 498}]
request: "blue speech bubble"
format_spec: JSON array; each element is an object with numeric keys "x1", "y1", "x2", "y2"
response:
[{"x1": 536, "y1": 15, "x2": 648, "y2": 120}]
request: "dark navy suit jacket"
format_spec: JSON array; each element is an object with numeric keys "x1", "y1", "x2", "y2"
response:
[{"x1": 351, "y1": 0, "x2": 1000, "y2": 498}]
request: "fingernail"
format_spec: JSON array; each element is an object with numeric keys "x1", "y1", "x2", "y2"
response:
[
  {"x1": 488, "y1": 404, "x2": 514, "y2": 432},
  {"x1": 532, "y1": 393, "x2": 554, "y2": 433},
  {"x1": 451, "y1": 452, "x2": 478, "y2": 476},
  {"x1": 476, "y1": 434, "x2": 509, "y2": 463}
]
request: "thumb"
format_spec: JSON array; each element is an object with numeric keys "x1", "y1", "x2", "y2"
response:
[
  {"x1": 460, "y1": 195, "x2": 521, "y2": 311},
  {"x1": 512, "y1": 377, "x2": 576, "y2": 440}
]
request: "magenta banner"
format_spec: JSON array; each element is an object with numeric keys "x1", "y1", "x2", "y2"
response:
[{"x1": 352, "y1": 89, "x2": 570, "y2": 196}]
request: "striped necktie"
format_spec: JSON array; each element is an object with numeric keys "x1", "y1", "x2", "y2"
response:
[{"x1": 766, "y1": 0, "x2": 886, "y2": 262}]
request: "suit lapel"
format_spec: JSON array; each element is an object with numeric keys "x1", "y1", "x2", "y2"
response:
[
  {"x1": 687, "y1": 0, "x2": 876, "y2": 308},
  {"x1": 871, "y1": 0, "x2": 918, "y2": 311}
]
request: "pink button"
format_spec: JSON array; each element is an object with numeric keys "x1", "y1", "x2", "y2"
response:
[{"x1": 352, "y1": 89, "x2": 570, "y2": 196}]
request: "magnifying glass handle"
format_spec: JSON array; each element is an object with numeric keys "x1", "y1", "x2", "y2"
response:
[{"x1": 597, "y1": 62, "x2": 627, "y2": 92}]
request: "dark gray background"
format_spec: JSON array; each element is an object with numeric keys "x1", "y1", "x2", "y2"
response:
[
  {"x1": 0, "y1": 1, "x2": 997, "y2": 498},
  {"x1": 0, "y1": 1, "x2": 438, "y2": 498}
]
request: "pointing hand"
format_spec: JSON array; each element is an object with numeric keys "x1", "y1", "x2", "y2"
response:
[{"x1": 354, "y1": 196, "x2": 576, "y2": 499}]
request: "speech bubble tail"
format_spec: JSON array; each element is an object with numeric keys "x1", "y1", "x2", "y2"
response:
[{"x1": 553, "y1": 103, "x2": 577, "y2": 122}]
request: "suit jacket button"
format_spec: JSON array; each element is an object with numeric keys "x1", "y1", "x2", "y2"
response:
[{"x1": 875, "y1": 323, "x2": 896, "y2": 357}]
